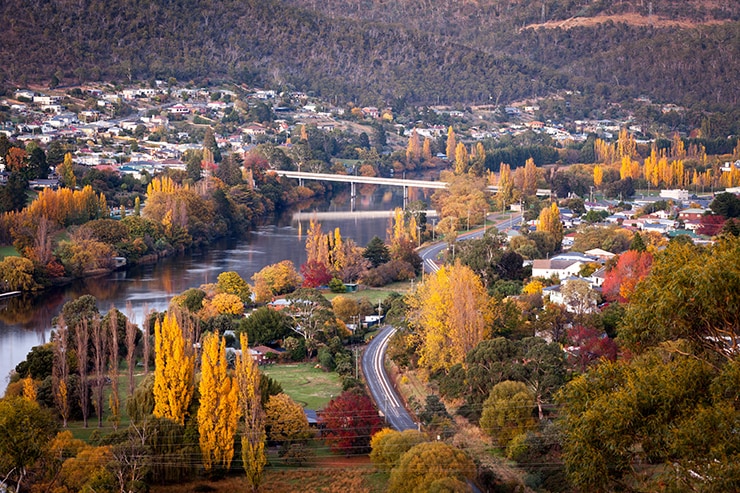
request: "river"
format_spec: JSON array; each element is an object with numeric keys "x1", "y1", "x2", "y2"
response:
[{"x1": 0, "y1": 186, "x2": 426, "y2": 394}]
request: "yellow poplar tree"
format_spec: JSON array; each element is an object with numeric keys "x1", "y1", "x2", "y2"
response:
[
  {"x1": 537, "y1": 203, "x2": 564, "y2": 244},
  {"x1": 198, "y1": 332, "x2": 240, "y2": 472},
  {"x1": 236, "y1": 334, "x2": 266, "y2": 491},
  {"x1": 446, "y1": 126, "x2": 456, "y2": 162},
  {"x1": 422, "y1": 138, "x2": 432, "y2": 161},
  {"x1": 496, "y1": 163, "x2": 514, "y2": 210},
  {"x1": 523, "y1": 158, "x2": 538, "y2": 196},
  {"x1": 408, "y1": 261, "x2": 493, "y2": 373},
  {"x1": 593, "y1": 165, "x2": 603, "y2": 187},
  {"x1": 454, "y1": 142, "x2": 469, "y2": 174},
  {"x1": 406, "y1": 130, "x2": 421, "y2": 163},
  {"x1": 153, "y1": 312, "x2": 195, "y2": 424},
  {"x1": 59, "y1": 153, "x2": 76, "y2": 189}
]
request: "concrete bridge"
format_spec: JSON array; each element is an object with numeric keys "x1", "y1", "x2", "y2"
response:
[{"x1": 273, "y1": 170, "x2": 551, "y2": 209}]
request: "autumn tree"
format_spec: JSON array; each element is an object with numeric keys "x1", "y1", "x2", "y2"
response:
[
  {"x1": 58, "y1": 152, "x2": 76, "y2": 189},
  {"x1": 217, "y1": 271, "x2": 252, "y2": 304},
  {"x1": 198, "y1": 332, "x2": 240, "y2": 472},
  {"x1": 494, "y1": 163, "x2": 515, "y2": 211},
  {"x1": 602, "y1": 250, "x2": 653, "y2": 303},
  {"x1": 264, "y1": 393, "x2": 311, "y2": 444},
  {"x1": 0, "y1": 256, "x2": 40, "y2": 291},
  {"x1": 433, "y1": 171, "x2": 489, "y2": 230},
  {"x1": 125, "y1": 305, "x2": 139, "y2": 398},
  {"x1": 153, "y1": 312, "x2": 195, "y2": 424},
  {"x1": 408, "y1": 260, "x2": 494, "y2": 373},
  {"x1": 454, "y1": 142, "x2": 468, "y2": 174},
  {"x1": 522, "y1": 157, "x2": 538, "y2": 196},
  {"x1": 370, "y1": 429, "x2": 428, "y2": 471},
  {"x1": 235, "y1": 333, "x2": 266, "y2": 491},
  {"x1": 536, "y1": 202, "x2": 564, "y2": 245},
  {"x1": 251, "y1": 260, "x2": 302, "y2": 303},
  {"x1": 90, "y1": 317, "x2": 108, "y2": 427},
  {"x1": 593, "y1": 164, "x2": 603, "y2": 187},
  {"x1": 320, "y1": 390, "x2": 383, "y2": 455},
  {"x1": 406, "y1": 129, "x2": 421, "y2": 164},
  {"x1": 445, "y1": 126, "x2": 456, "y2": 162},
  {"x1": 388, "y1": 442, "x2": 475, "y2": 493}
]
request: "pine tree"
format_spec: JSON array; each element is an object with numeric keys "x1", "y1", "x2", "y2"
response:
[
  {"x1": 153, "y1": 312, "x2": 194, "y2": 425},
  {"x1": 236, "y1": 334, "x2": 266, "y2": 491},
  {"x1": 198, "y1": 332, "x2": 240, "y2": 472}
]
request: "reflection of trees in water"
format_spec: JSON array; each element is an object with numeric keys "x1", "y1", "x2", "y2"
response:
[
  {"x1": 0, "y1": 290, "x2": 67, "y2": 341},
  {"x1": 80, "y1": 275, "x2": 126, "y2": 300}
]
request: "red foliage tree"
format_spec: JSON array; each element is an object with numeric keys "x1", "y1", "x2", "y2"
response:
[
  {"x1": 697, "y1": 214, "x2": 726, "y2": 237},
  {"x1": 566, "y1": 325, "x2": 618, "y2": 371},
  {"x1": 300, "y1": 260, "x2": 332, "y2": 288},
  {"x1": 320, "y1": 390, "x2": 383, "y2": 456},
  {"x1": 602, "y1": 250, "x2": 653, "y2": 303}
]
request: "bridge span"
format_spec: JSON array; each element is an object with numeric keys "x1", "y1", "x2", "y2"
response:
[{"x1": 273, "y1": 170, "x2": 551, "y2": 208}]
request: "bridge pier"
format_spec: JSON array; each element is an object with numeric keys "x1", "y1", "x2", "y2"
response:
[
  {"x1": 403, "y1": 186, "x2": 408, "y2": 209},
  {"x1": 350, "y1": 181, "x2": 356, "y2": 212}
]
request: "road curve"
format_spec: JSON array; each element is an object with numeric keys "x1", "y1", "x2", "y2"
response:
[
  {"x1": 421, "y1": 214, "x2": 523, "y2": 273},
  {"x1": 362, "y1": 326, "x2": 417, "y2": 431}
]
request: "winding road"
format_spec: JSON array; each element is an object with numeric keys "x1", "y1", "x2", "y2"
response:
[
  {"x1": 362, "y1": 325, "x2": 417, "y2": 431},
  {"x1": 362, "y1": 213, "x2": 524, "y2": 428},
  {"x1": 362, "y1": 213, "x2": 523, "y2": 429}
]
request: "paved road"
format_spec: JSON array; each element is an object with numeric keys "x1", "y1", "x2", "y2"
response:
[
  {"x1": 362, "y1": 213, "x2": 523, "y2": 430},
  {"x1": 362, "y1": 326, "x2": 417, "y2": 431},
  {"x1": 421, "y1": 213, "x2": 523, "y2": 273}
]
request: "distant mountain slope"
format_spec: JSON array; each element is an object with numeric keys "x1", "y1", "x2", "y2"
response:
[{"x1": 1, "y1": 0, "x2": 738, "y2": 108}]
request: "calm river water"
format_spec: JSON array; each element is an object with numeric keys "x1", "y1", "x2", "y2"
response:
[{"x1": 0, "y1": 186, "x2": 424, "y2": 394}]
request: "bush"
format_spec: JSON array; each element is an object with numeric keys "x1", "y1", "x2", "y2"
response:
[{"x1": 329, "y1": 277, "x2": 347, "y2": 293}]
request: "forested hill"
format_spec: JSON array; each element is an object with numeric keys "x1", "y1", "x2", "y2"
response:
[{"x1": 1, "y1": 0, "x2": 739, "y2": 109}]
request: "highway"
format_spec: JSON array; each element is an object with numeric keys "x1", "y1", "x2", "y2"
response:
[{"x1": 362, "y1": 326, "x2": 417, "y2": 431}]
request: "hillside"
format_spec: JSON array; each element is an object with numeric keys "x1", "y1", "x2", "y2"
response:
[{"x1": 1, "y1": 0, "x2": 739, "y2": 110}]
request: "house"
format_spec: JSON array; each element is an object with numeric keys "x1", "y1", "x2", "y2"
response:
[
  {"x1": 531, "y1": 252, "x2": 600, "y2": 279},
  {"x1": 584, "y1": 248, "x2": 616, "y2": 261},
  {"x1": 678, "y1": 208, "x2": 707, "y2": 222},
  {"x1": 361, "y1": 107, "x2": 379, "y2": 119},
  {"x1": 250, "y1": 345, "x2": 282, "y2": 364}
]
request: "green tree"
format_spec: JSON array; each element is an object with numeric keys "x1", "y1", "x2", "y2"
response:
[
  {"x1": 239, "y1": 306, "x2": 292, "y2": 345},
  {"x1": 0, "y1": 256, "x2": 40, "y2": 291},
  {"x1": 619, "y1": 235, "x2": 740, "y2": 358},
  {"x1": 58, "y1": 152, "x2": 76, "y2": 189},
  {"x1": 388, "y1": 441, "x2": 475, "y2": 493},
  {"x1": 480, "y1": 380, "x2": 535, "y2": 448},
  {"x1": 0, "y1": 397, "x2": 58, "y2": 491},
  {"x1": 362, "y1": 236, "x2": 391, "y2": 268}
]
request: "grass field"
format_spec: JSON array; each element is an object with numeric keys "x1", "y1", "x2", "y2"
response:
[
  {"x1": 151, "y1": 462, "x2": 388, "y2": 493},
  {"x1": 261, "y1": 362, "x2": 343, "y2": 410},
  {"x1": 0, "y1": 245, "x2": 19, "y2": 259},
  {"x1": 323, "y1": 281, "x2": 411, "y2": 305}
]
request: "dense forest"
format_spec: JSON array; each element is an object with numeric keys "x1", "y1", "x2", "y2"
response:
[{"x1": 1, "y1": 0, "x2": 739, "y2": 110}]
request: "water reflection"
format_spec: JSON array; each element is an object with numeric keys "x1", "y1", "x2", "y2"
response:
[{"x1": 0, "y1": 185, "x2": 427, "y2": 393}]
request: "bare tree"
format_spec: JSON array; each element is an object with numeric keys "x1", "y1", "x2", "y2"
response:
[
  {"x1": 76, "y1": 319, "x2": 90, "y2": 428},
  {"x1": 108, "y1": 307, "x2": 120, "y2": 430},
  {"x1": 52, "y1": 315, "x2": 70, "y2": 427},
  {"x1": 91, "y1": 316, "x2": 108, "y2": 427},
  {"x1": 143, "y1": 306, "x2": 152, "y2": 376},
  {"x1": 125, "y1": 302, "x2": 138, "y2": 398}
]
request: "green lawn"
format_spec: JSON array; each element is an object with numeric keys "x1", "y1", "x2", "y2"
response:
[
  {"x1": 262, "y1": 362, "x2": 343, "y2": 410},
  {"x1": 324, "y1": 282, "x2": 411, "y2": 305},
  {"x1": 0, "y1": 245, "x2": 19, "y2": 259}
]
